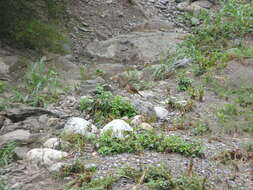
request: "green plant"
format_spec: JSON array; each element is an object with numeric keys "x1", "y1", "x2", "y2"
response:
[
  {"x1": 0, "y1": 0, "x2": 67, "y2": 52},
  {"x1": 61, "y1": 134, "x2": 87, "y2": 153},
  {"x1": 0, "y1": 142, "x2": 16, "y2": 167},
  {"x1": 24, "y1": 57, "x2": 60, "y2": 106},
  {"x1": 187, "y1": 86, "x2": 204, "y2": 102},
  {"x1": 167, "y1": 97, "x2": 194, "y2": 113},
  {"x1": 192, "y1": 122, "x2": 210, "y2": 136},
  {"x1": 95, "y1": 130, "x2": 204, "y2": 157},
  {"x1": 58, "y1": 160, "x2": 86, "y2": 178},
  {"x1": 176, "y1": 72, "x2": 193, "y2": 92},
  {"x1": 79, "y1": 86, "x2": 137, "y2": 125},
  {"x1": 80, "y1": 65, "x2": 90, "y2": 80},
  {"x1": 119, "y1": 164, "x2": 208, "y2": 190},
  {"x1": 95, "y1": 69, "x2": 105, "y2": 77},
  {"x1": 0, "y1": 82, "x2": 6, "y2": 94}
]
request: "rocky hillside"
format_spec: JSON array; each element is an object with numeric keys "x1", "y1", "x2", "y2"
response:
[{"x1": 0, "y1": 0, "x2": 252, "y2": 189}]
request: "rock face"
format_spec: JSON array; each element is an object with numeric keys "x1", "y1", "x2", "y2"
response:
[
  {"x1": 86, "y1": 32, "x2": 185, "y2": 65},
  {"x1": 63, "y1": 117, "x2": 98, "y2": 137},
  {"x1": 154, "y1": 106, "x2": 169, "y2": 120},
  {"x1": 26, "y1": 148, "x2": 68, "y2": 166},
  {"x1": 101, "y1": 119, "x2": 133, "y2": 139},
  {"x1": 0, "y1": 130, "x2": 31, "y2": 146}
]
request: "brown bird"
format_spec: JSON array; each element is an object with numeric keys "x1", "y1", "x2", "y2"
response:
[{"x1": 126, "y1": 84, "x2": 143, "y2": 97}]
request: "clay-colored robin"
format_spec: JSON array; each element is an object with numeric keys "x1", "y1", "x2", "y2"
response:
[{"x1": 126, "y1": 84, "x2": 143, "y2": 97}]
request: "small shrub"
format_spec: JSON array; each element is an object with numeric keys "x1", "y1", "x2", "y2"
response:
[
  {"x1": 0, "y1": 142, "x2": 16, "y2": 167},
  {"x1": 79, "y1": 86, "x2": 137, "y2": 124},
  {"x1": 119, "y1": 164, "x2": 208, "y2": 190},
  {"x1": 192, "y1": 122, "x2": 211, "y2": 136},
  {"x1": 176, "y1": 72, "x2": 193, "y2": 92},
  {"x1": 61, "y1": 134, "x2": 87, "y2": 153},
  {"x1": 167, "y1": 97, "x2": 194, "y2": 112},
  {"x1": 95, "y1": 130, "x2": 204, "y2": 157},
  {"x1": 24, "y1": 57, "x2": 60, "y2": 106}
]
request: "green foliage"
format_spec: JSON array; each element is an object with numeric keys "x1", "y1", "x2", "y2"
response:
[
  {"x1": 79, "y1": 86, "x2": 137, "y2": 125},
  {"x1": 176, "y1": 72, "x2": 193, "y2": 92},
  {"x1": 0, "y1": 0, "x2": 67, "y2": 52},
  {"x1": 61, "y1": 134, "x2": 87, "y2": 153},
  {"x1": 216, "y1": 103, "x2": 253, "y2": 135},
  {"x1": 181, "y1": 0, "x2": 253, "y2": 74},
  {"x1": 0, "y1": 82, "x2": 6, "y2": 94},
  {"x1": 66, "y1": 164, "x2": 208, "y2": 190},
  {"x1": 192, "y1": 121, "x2": 210, "y2": 136},
  {"x1": 167, "y1": 97, "x2": 194, "y2": 112},
  {"x1": 15, "y1": 20, "x2": 66, "y2": 52},
  {"x1": 95, "y1": 130, "x2": 203, "y2": 157},
  {"x1": 119, "y1": 164, "x2": 208, "y2": 190},
  {"x1": 24, "y1": 57, "x2": 60, "y2": 106},
  {"x1": 76, "y1": 176, "x2": 118, "y2": 190},
  {"x1": 58, "y1": 160, "x2": 86, "y2": 178},
  {"x1": 0, "y1": 142, "x2": 16, "y2": 167}
]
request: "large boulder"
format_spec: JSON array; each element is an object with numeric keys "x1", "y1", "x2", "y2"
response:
[
  {"x1": 26, "y1": 148, "x2": 68, "y2": 166},
  {"x1": 63, "y1": 117, "x2": 98, "y2": 137},
  {"x1": 86, "y1": 32, "x2": 185, "y2": 65},
  {"x1": 101, "y1": 119, "x2": 133, "y2": 139}
]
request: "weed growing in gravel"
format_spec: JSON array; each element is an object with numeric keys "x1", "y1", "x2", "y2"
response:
[
  {"x1": 176, "y1": 72, "x2": 193, "y2": 92},
  {"x1": 95, "y1": 130, "x2": 203, "y2": 157},
  {"x1": 79, "y1": 86, "x2": 137, "y2": 125},
  {"x1": 61, "y1": 134, "x2": 87, "y2": 153},
  {"x1": 167, "y1": 97, "x2": 194, "y2": 113},
  {"x1": 119, "y1": 164, "x2": 207, "y2": 190},
  {"x1": 24, "y1": 57, "x2": 61, "y2": 106},
  {"x1": 66, "y1": 164, "x2": 208, "y2": 190},
  {"x1": 158, "y1": 0, "x2": 253, "y2": 79},
  {"x1": 0, "y1": 142, "x2": 16, "y2": 167},
  {"x1": 192, "y1": 121, "x2": 211, "y2": 136},
  {"x1": 216, "y1": 103, "x2": 253, "y2": 135}
]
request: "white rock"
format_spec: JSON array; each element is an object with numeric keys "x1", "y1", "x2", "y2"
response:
[
  {"x1": 43, "y1": 138, "x2": 60, "y2": 149},
  {"x1": 101, "y1": 119, "x2": 133, "y2": 139},
  {"x1": 0, "y1": 130, "x2": 31, "y2": 146},
  {"x1": 139, "y1": 123, "x2": 153, "y2": 131},
  {"x1": 63, "y1": 117, "x2": 98, "y2": 137},
  {"x1": 130, "y1": 115, "x2": 145, "y2": 126},
  {"x1": 26, "y1": 148, "x2": 68, "y2": 166},
  {"x1": 154, "y1": 106, "x2": 169, "y2": 120},
  {"x1": 191, "y1": 0, "x2": 213, "y2": 9},
  {"x1": 48, "y1": 162, "x2": 69, "y2": 172}
]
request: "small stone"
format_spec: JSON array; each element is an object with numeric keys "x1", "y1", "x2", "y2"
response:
[
  {"x1": 177, "y1": 1, "x2": 190, "y2": 11},
  {"x1": 159, "y1": 0, "x2": 168, "y2": 5},
  {"x1": 63, "y1": 117, "x2": 98, "y2": 137},
  {"x1": 139, "y1": 122, "x2": 153, "y2": 131},
  {"x1": 26, "y1": 148, "x2": 68, "y2": 166},
  {"x1": 191, "y1": 0, "x2": 213, "y2": 9},
  {"x1": 101, "y1": 119, "x2": 133, "y2": 139},
  {"x1": 130, "y1": 115, "x2": 145, "y2": 126},
  {"x1": 43, "y1": 138, "x2": 60, "y2": 149},
  {"x1": 48, "y1": 162, "x2": 70, "y2": 172},
  {"x1": 154, "y1": 106, "x2": 169, "y2": 120}
]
